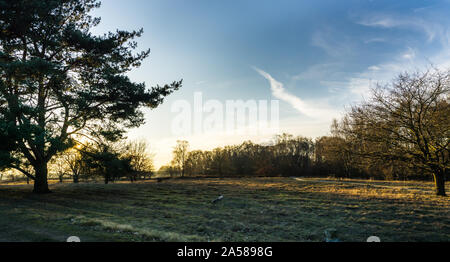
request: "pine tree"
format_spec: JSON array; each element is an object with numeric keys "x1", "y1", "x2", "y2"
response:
[{"x1": 0, "y1": 0, "x2": 181, "y2": 193}]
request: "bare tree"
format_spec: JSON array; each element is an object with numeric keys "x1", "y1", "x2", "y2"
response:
[
  {"x1": 123, "y1": 140, "x2": 154, "y2": 180},
  {"x1": 63, "y1": 149, "x2": 83, "y2": 183},
  {"x1": 172, "y1": 140, "x2": 189, "y2": 177},
  {"x1": 49, "y1": 155, "x2": 69, "y2": 183},
  {"x1": 338, "y1": 69, "x2": 449, "y2": 196}
]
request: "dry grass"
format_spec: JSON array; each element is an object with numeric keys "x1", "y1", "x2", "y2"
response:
[{"x1": 0, "y1": 177, "x2": 448, "y2": 242}]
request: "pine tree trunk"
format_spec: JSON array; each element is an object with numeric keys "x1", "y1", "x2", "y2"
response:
[
  {"x1": 433, "y1": 171, "x2": 446, "y2": 196},
  {"x1": 33, "y1": 162, "x2": 51, "y2": 194}
]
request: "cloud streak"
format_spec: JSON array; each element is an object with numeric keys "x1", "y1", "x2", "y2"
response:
[
  {"x1": 253, "y1": 67, "x2": 340, "y2": 121},
  {"x1": 357, "y1": 14, "x2": 445, "y2": 43},
  {"x1": 311, "y1": 28, "x2": 353, "y2": 57}
]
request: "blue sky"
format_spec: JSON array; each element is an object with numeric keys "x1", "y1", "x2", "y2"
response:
[{"x1": 90, "y1": 0, "x2": 450, "y2": 167}]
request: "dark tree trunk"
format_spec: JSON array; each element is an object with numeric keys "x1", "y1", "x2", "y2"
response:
[
  {"x1": 33, "y1": 162, "x2": 51, "y2": 194},
  {"x1": 433, "y1": 171, "x2": 446, "y2": 196},
  {"x1": 73, "y1": 173, "x2": 79, "y2": 184}
]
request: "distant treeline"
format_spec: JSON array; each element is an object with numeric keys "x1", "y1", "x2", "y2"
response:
[{"x1": 159, "y1": 133, "x2": 430, "y2": 181}]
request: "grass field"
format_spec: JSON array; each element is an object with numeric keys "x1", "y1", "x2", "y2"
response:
[{"x1": 0, "y1": 177, "x2": 448, "y2": 242}]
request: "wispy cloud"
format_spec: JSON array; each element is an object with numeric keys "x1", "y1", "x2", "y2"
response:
[
  {"x1": 348, "y1": 11, "x2": 450, "y2": 97},
  {"x1": 254, "y1": 67, "x2": 340, "y2": 121},
  {"x1": 364, "y1": 37, "x2": 386, "y2": 44},
  {"x1": 292, "y1": 63, "x2": 344, "y2": 81},
  {"x1": 338, "y1": 45, "x2": 450, "y2": 102},
  {"x1": 402, "y1": 47, "x2": 416, "y2": 60},
  {"x1": 311, "y1": 28, "x2": 353, "y2": 57},
  {"x1": 357, "y1": 14, "x2": 444, "y2": 43},
  {"x1": 347, "y1": 78, "x2": 373, "y2": 97}
]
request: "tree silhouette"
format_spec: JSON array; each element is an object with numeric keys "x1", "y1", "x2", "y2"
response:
[
  {"x1": 172, "y1": 140, "x2": 189, "y2": 177},
  {"x1": 337, "y1": 69, "x2": 449, "y2": 196}
]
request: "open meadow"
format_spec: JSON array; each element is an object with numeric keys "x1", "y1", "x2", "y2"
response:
[{"x1": 0, "y1": 177, "x2": 448, "y2": 242}]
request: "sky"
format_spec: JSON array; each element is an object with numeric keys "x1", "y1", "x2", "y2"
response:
[{"x1": 90, "y1": 0, "x2": 450, "y2": 168}]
